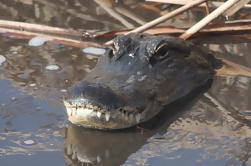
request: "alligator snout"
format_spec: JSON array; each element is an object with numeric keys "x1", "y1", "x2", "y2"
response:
[{"x1": 64, "y1": 81, "x2": 143, "y2": 129}]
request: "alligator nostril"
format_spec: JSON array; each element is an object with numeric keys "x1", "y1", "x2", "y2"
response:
[
  {"x1": 67, "y1": 81, "x2": 126, "y2": 111},
  {"x1": 106, "y1": 47, "x2": 114, "y2": 58}
]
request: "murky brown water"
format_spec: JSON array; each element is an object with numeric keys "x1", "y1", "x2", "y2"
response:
[{"x1": 0, "y1": 0, "x2": 251, "y2": 166}]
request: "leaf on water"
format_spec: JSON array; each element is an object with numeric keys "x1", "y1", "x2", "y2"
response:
[{"x1": 28, "y1": 36, "x2": 52, "y2": 47}]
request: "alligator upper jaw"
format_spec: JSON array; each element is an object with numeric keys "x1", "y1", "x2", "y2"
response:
[{"x1": 63, "y1": 100, "x2": 143, "y2": 130}]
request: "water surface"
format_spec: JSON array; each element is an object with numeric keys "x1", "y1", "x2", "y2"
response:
[{"x1": 0, "y1": 0, "x2": 251, "y2": 166}]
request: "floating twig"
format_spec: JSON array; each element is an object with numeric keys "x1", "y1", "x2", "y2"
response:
[
  {"x1": 105, "y1": 0, "x2": 208, "y2": 45},
  {"x1": 94, "y1": 0, "x2": 135, "y2": 29},
  {"x1": 220, "y1": 0, "x2": 250, "y2": 17},
  {"x1": 114, "y1": 6, "x2": 147, "y2": 25},
  {"x1": 97, "y1": 24, "x2": 251, "y2": 38},
  {"x1": 0, "y1": 28, "x2": 101, "y2": 48},
  {"x1": 217, "y1": 58, "x2": 251, "y2": 77},
  {"x1": 146, "y1": 0, "x2": 251, "y2": 8},
  {"x1": 0, "y1": 20, "x2": 83, "y2": 37},
  {"x1": 204, "y1": 1, "x2": 210, "y2": 15},
  {"x1": 139, "y1": 3, "x2": 162, "y2": 14},
  {"x1": 180, "y1": 0, "x2": 244, "y2": 40},
  {"x1": 225, "y1": 19, "x2": 251, "y2": 24}
]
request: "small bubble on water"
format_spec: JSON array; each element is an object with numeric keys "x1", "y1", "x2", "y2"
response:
[
  {"x1": 97, "y1": 155, "x2": 101, "y2": 163},
  {"x1": 45, "y1": 65, "x2": 60, "y2": 71},
  {"x1": 24, "y1": 139, "x2": 35, "y2": 145},
  {"x1": 82, "y1": 47, "x2": 106, "y2": 56},
  {"x1": 36, "y1": 106, "x2": 41, "y2": 110},
  {"x1": 11, "y1": 97, "x2": 17, "y2": 101},
  {"x1": 12, "y1": 51, "x2": 18, "y2": 55},
  {"x1": 0, "y1": 55, "x2": 6, "y2": 66},
  {"x1": 28, "y1": 83, "x2": 36, "y2": 87},
  {"x1": 60, "y1": 89, "x2": 67, "y2": 93}
]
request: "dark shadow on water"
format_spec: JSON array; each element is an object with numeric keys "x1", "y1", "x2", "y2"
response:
[{"x1": 64, "y1": 80, "x2": 213, "y2": 166}]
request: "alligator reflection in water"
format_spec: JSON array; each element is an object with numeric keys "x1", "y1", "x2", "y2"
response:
[
  {"x1": 64, "y1": 83, "x2": 210, "y2": 166},
  {"x1": 64, "y1": 125, "x2": 151, "y2": 166},
  {"x1": 64, "y1": 75, "x2": 251, "y2": 166}
]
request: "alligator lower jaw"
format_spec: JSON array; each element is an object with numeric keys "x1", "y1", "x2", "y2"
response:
[{"x1": 64, "y1": 101, "x2": 142, "y2": 130}]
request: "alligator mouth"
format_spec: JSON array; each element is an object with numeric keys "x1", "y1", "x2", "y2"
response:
[
  {"x1": 63, "y1": 81, "x2": 147, "y2": 129},
  {"x1": 64, "y1": 99, "x2": 142, "y2": 130}
]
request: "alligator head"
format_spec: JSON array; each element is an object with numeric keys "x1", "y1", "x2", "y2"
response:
[{"x1": 64, "y1": 33, "x2": 220, "y2": 130}]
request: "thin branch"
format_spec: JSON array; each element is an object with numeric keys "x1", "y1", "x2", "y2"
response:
[
  {"x1": 105, "y1": 0, "x2": 208, "y2": 45},
  {"x1": 94, "y1": 0, "x2": 135, "y2": 29},
  {"x1": 96, "y1": 24, "x2": 251, "y2": 38},
  {"x1": 0, "y1": 28, "x2": 101, "y2": 48},
  {"x1": 225, "y1": 19, "x2": 251, "y2": 24},
  {"x1": 114, "y1": 6, "x2": 147, "y2": 25},
  {"x1": 220, "y1": 0, "x2": 251, "y2": 17},
  {"x1": 180, "y1": 0, "x2": 242, "y2": 40},
  {"x1": 203, "y1": 93, "x2": 233, "y2": 122},
  {"x1": 204, "y1": 1, "x2": 210, "y2": 15},
  {"x1": 0, "y1": 20, "x2": 83, "y2": 37},
  {"x1": 146, "y1": 0, "x2": 251, "y2": 8},
  {"x1": 217, "y1": 58, "x2": 251, "y2": 77}
]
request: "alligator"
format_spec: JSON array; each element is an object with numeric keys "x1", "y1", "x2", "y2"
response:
[{"x1": 63, "y1": 33, "x2": 221, "y2": 130}]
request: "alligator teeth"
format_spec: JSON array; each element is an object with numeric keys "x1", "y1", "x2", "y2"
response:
[
  {"x1": 105, "y1": 112, "x2": 110, "y2": 121},
  {"x1": 71, "y1": 107, "x2": 76, "y2": 116},
  {"x1": 75, "y1": 108, "x2": 94, "y2": 118},
  {"x1": 136, "y1": 113, "x2": 141, "y2": 123},
  {"x1": 129, "y1": 113, "x2": 134, "y2": 121},
  {"x1": 66, "y1": 107, "x2": 72, "y2": 116},
  {"x1": 97, "y1": 155, "x2": 101, "y2": 163},
  {"x1": 63, "y1": 101, "x2": 71, "y2": 107},
  {"x1": 124, "y1": 113, "x2": 129, "y2": 120},
  {"x1": 66, "y1": 144, "x2": 73, "y2": 155},
  {"x1": 75, "y1": 107, "x2": 82, "y2": 116},
  {"x1": 66, "y1": 108, "x2": 69, "y2": 115},
  {"x1": 97, "y1": 112, "x2": 102, "y2": 118},
  {"x1": 93, "y1": 106, "x2": 98, "y2": 110},
  {"x1": 72, "y1": 151, "x2": 77, "y2": 160}
]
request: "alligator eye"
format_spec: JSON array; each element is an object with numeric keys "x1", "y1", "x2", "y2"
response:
[
  {"x1": 155, "y1": 43, "x2": 169, "y2": 60},
  {"x1": 106, "y1": 48, "x2": 114, "y2": 58},
  {"x1": 107, "y1": 42, "x2": 117, "y2": 58},
  {"x1": 112, "y1": 42, "x2": 120, "y2": 55}
]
